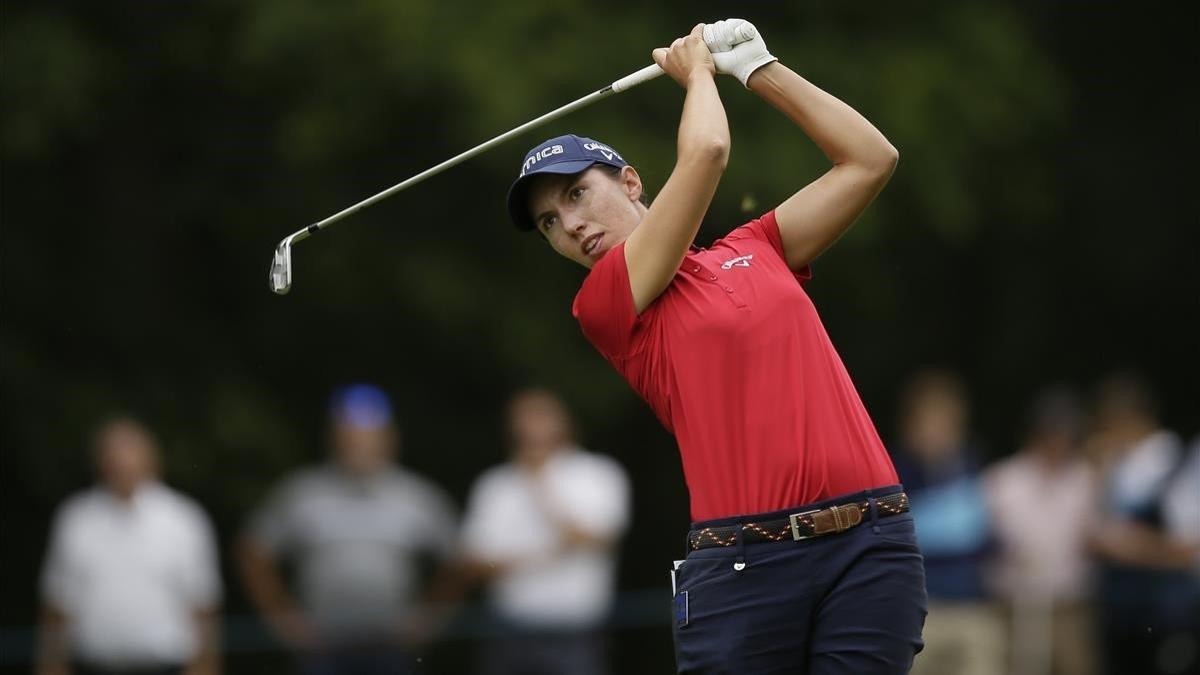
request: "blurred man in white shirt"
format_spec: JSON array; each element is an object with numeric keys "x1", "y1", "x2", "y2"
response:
[
  {"x1": 460, "y1": 389, "x2": 630, "y2": 675},
  {"x1": 37, "y1": 417, "x2": 222, "y2": 675}
]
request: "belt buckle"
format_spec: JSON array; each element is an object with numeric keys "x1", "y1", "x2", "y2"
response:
[{"x1": 788, "y1": 509, "x2": 820, "y2": 541}]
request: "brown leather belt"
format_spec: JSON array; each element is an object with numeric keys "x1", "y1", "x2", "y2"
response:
[{"x1": 687, "y1": 492, "x2": 910, "y2": 551}]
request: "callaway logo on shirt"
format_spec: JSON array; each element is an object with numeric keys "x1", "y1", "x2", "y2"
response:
[{"x1": 721, "y1": 254, "x2": 754, "y2": 270}]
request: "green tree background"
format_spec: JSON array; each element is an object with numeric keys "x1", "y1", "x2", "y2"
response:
[{"x1": 1, "y1": 1, "x2": 1195, "y2": 672}]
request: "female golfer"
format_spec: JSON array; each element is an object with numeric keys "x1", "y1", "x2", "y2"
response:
[{"x1": 506, "y1": 20, "x2": 926, "y2": 674}]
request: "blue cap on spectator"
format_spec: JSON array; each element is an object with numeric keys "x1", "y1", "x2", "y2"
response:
[
  {"x1": 329, "y1": 384, "x2": 393, "y2": 430},
  {"x1": 507, "y1": 134, "x2": 629, "y2": 231}
]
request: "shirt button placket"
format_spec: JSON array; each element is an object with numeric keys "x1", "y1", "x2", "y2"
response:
[{"x1": 714, "y1": 270, "x2": 747, "y2": 308}]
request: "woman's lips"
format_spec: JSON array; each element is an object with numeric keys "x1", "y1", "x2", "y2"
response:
[{"x1": 582, "y1": 233, "x2": 603, "y2": 257}]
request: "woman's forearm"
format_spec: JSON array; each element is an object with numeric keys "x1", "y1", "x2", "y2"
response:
[
  {"x1": 676, "y1": 70, "x2": 731, "y2": 164},
  {"x1": 625, "y1": 65, "x2": 729, "y2": 312},
  {"x1": 748, "y1": 63, "x2": 896, "y2": 171}
]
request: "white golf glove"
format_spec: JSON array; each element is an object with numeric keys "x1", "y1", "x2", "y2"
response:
[{"x1": 704, "y1": 19, "x2": 777, "y2": 88}]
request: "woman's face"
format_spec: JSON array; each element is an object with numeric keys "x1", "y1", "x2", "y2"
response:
[{"x1": 527, "y1": 166, "x2": 646, "y2": 268}]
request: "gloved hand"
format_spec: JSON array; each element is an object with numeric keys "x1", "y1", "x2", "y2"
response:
[{"x1": 703, "y1": 19, "x2": 777, "y2": 88}]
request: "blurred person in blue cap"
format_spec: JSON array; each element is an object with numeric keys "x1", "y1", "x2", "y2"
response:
[
  {"x1": 37, "y1": 416, "x2": 222, "y2": 675},
  {"x1": 236, "y1": 384, "x2": 457, "y2": 675}
]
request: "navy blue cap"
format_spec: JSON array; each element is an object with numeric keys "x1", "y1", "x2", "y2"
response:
[
  {"x1": 329, "y1": 384, "x2": 393, "y2": 430},
  {"x1": 506, "y1": 134, "x2": 628, "y2": 230}
]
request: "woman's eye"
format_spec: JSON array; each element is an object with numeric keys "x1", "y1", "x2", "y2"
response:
[
  {"x1": 541, "y1": 216, "x2": 557, "y2": 230},
  {"x1": 570, "y1": 187, "x2": 585, "y2": 201}
]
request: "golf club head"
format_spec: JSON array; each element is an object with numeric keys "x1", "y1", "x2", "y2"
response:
[{"x1": 269, "y1": 238, "x2": 293, "y2": 295}]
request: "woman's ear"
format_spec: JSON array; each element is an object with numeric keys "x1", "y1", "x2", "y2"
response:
[{"x1": 620, "y1": 165, "x2": 644, "y2": 203}]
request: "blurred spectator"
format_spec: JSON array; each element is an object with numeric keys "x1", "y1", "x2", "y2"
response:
[
  {"x1": 236, "y1": 384, "x2": 457, "y2": 675},
  {"x1": 984, "y1": 386, "x2": 1097, "y2": 675},
  {"x1": 36, "y1": 416, "x2": 222, "y2": 675},
  {"x1": 458, "y1": 388, "x2": 630, "y2": 675},
  {"x1": 1088, "y1": 373, "x2": 1200, "y2": 675},
  {"x1": 891, "y1": 369, "x2": 1003, "y2": 675},
  {"x1": 1162, "y1": 434, "x2": 1200, "y2": 562},
  {"x1": 1158, "y1": 435, "x2": 1200, "y2": 672}
]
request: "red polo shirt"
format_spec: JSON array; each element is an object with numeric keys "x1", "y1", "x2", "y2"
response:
[{"x1": 572, "y1": 210, "x2": 897, "y2": 521}]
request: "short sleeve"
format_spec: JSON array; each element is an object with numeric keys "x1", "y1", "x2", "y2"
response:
[
  {"x1": 572, "y1": 244, "x2": 639, "y2": 360},
  {"x1": 722, "y1": 210, "x2": 812, "y2": 284}
]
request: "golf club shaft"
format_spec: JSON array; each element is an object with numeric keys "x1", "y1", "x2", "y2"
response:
[{"x1": 304, "y1": 64, "x2": 664, "y2": 235}]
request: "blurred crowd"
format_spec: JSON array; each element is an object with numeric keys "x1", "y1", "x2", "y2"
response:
[
  {"x1": 33, "y1": 372, "x2": 1198, "y2": 675},
  {"x1": 35, "y1": 386, "x2": 629, "y2": 675},
  {"x1": 896, "y1": 370, "x2": 1199, "y2": 675}
]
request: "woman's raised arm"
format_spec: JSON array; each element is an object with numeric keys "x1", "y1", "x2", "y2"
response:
[
  {"x1": 749, "y1": 62, "x2": 898, "y2": 270},
  {"x1": 624, "y1": 25, "x2": 730, "y2": 314}
]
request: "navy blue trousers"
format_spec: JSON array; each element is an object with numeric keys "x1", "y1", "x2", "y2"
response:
[
  {"x1": 300, "y1": 642, "x2": 414, "y2": 675},
  {"x1": 672, "y1": 486, "x2": 927, "y2": 674}
]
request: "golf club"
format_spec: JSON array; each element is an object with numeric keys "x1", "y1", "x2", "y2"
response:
[{"x1": 268, "y1": 23, "x2": 757, "y2": 294}]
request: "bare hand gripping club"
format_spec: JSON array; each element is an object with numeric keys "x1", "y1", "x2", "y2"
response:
[{"x1": 268, "y1": 23, "x2": 757, "y2": 294}]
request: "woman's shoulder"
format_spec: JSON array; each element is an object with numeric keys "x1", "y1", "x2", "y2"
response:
[{"x1": 712, "y1": 211, "x2": 781, "y2": 250}]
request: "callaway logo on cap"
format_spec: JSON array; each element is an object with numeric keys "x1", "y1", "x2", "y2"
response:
[{"x1": 507, "y1": 134, "x2": 629, "y2": 230}]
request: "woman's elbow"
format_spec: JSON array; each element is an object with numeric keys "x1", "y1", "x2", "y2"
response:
[
  {"x1": 884, "y1": 142, "x2": 900, "y2": 170},
  {"x1": 681, "y1": 136, "x2": 730, "y2": 168},
  {"x1": 709, "y1": 138, "x2": 731, "y2": 170},
  {"x1": 868, "y1": 141, "x2": 899, "y2": 176}
]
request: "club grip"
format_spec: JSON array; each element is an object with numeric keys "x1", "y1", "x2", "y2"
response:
[
  {"x1": 611, "y1": 64, "x2": 665, "y2": 93},
  {"x1": 611, "y1": 22, "x2": 757, "y2": 94}
]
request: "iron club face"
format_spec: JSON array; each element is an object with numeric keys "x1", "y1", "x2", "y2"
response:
[
  {"x1": 269, "y1": 241, "x2": 291, "y2": 295},
  {"x1": 269, "y1": 231, "x2": 307, "y2": 295}
]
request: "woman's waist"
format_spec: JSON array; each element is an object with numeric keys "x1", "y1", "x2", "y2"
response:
[{"x1": 690, "y1": 483, "x2": 905, "y2": 529}]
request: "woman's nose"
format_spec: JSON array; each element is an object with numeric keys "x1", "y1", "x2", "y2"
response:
[{"x1": 565, "y1": 215, "x2": 588, "y2": 234}]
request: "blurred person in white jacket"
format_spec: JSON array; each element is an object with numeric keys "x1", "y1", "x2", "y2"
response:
[
  {"x1": 459, "y1": 388, "x2": 630, "y2": 675},
  {"x1": 37, "y1": 416, "x2": 222, "y2": 675}
]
